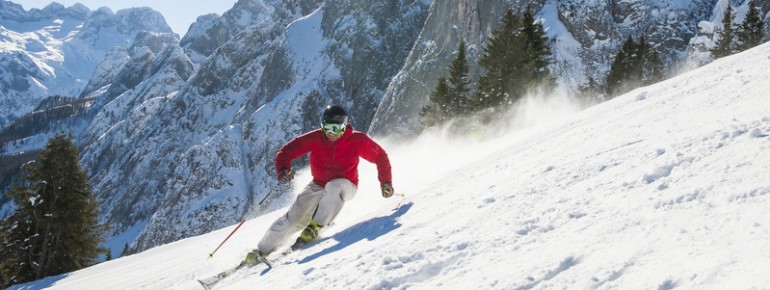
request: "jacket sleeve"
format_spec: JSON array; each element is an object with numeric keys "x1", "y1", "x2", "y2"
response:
[
  {"x1": 275, "y1": 133, "x2": 313, "y2": 175},
  {"x1": 359, "y1": 136, "x2": 392, "y2": 185}
]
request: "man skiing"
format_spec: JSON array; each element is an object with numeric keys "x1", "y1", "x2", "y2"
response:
[{"x1": 244, "y1": 105, "x2": 393, "y2": 265}]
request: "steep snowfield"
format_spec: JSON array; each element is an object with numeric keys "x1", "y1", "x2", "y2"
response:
[{"x1": 11, "y1": 41, "x2": 770, "y2": 290}]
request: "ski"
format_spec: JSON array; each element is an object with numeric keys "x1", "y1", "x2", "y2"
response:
[
  {"x1": 197, "y1": 261, "x2": 247, "y2": 290},
  {"x1": 258, "y1": 255, "x2": 274, "y2": 269},
  {"x1": 197, "y1": 256, "x2": 272, "y2": 289},
  {"x1": 197, "y1": 234, "x2": 332, "y2": 288}
]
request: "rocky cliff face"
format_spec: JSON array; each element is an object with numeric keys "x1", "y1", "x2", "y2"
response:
[
  {"x1": 74, "y1": 0, "x2": 429, "y2": 253},
  {"x1": 0, "y1": 30, "x2": 189, "y2": 213},
  {"x1": 180, "y1": 0, "x2": 323, "y2": 63},
  {"x1": 369, "y1": 0, "x2": 732, "y2": 137}
]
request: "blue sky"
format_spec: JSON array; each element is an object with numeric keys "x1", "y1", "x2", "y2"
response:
[{"x1": 17, "y1": 0, "x2": 239, "y2": 36}]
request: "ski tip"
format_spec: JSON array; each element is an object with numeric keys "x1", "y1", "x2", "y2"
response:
[
  {"x1": 197, "y1": 279, "x2": 212, "y2": 290},
  {"x1": 258, "y1": 256, "x2": 274, "y2": 269}
]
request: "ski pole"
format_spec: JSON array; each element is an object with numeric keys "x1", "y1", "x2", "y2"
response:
[
  {"x1": 208, "y1": 219, "x2": 246, "y2": 258},
  {"x1": 394, "y1": 192, "x2": 407, "y2": 208}
]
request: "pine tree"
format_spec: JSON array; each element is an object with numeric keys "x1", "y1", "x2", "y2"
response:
[
  {"x1": 578, "y1": 76, "x2": 603, "y2": 101},
  {"x1": 1, "y1": 133, "x2": 105, "y2": 287},
  {"x1": 712, "y1": 4, "x2": 736, "y2": 58},
  {"x1": 476, "y1": 8, "x2": 522, "y2": 110},
  {"x1": 476, "y1": 7, "x2": 553, "y2": 112},
  {"x1": 420, "y1": 76, "x2": 451, "y2": 127},
  {"x1": 630, "y1": 35, "x2": 647, "y2": 82},
  {"x1": 521, "y1": 5, "x2": 552, "y2": 87},
  {"x1": 447, "y1": 38, "x2": 471, "y2": 114},
  {"x1": 420, "y1": 38, "x2": 474, "y2": 128},
  {"x1": 122, "y1": 243, "x2": 131, "y2": 257},
  {"x1": 635, "y1": 35, "x2": 665, "y2": 85},
  {"x1": 605, "y1": 35, "x2": 664, "y2": 97},
  {"x1": 644, "y1": 47, "x2": 665, "y2": 84},
  {"x1": 737, "y1": 1, "x2": 765, "y2": 51},
  {"x1": 606, "y1": 36, "x2": 635, "y2": 96}
]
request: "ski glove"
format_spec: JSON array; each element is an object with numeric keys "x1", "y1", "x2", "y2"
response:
[
  {"x1": 278, "y1": 169, "x2": 293, "y2": 183},
  {"x1": 381, "y1": 183, "x2": 394, "y2": 198}
]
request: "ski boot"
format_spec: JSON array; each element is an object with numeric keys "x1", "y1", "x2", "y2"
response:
[
  {"x1": 293, "y1": 220, "x2": 322, "y2": 250},
  {"x1": 244, "y1": 249, "x2": 269, "y2": 267}
]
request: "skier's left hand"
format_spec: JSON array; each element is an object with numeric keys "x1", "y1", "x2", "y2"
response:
[
  {"x1": 278, "y1": 168, "x2": 293, "y2": 183},
  {"x1": 381, "y1": 183, "x2": 394, "y2": 198}
]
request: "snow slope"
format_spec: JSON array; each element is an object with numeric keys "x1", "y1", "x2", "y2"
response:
[{"x1": 10, "y1": 40, "x2": 770, "y2": 290}]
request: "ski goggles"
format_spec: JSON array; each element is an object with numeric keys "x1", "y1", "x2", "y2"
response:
[{"x1": 321, "y1": 121, "x2": 347, "y2": 134}]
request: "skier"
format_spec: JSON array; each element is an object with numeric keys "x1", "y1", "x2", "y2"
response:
[{"x1": 244, "y1": 105, "x2": 394, "y2": 265}]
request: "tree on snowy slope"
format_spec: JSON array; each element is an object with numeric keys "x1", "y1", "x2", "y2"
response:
[
  {"x1": 421, "y1": 39, "x2": 472, "y2": 128},
  {"x1": 737, "y1": 1, "x2": 766, "y2": 52},
  {"x1": 475, "y1": 6, "x2": 552, "y2": 114},
  {"x1": 606, "y1": 36, "x2": 635, "y2": 96},
  {"x1": 476, "y1": 8, "x2": 524, "y2": 110},
  {"x1": 519, "y1": 6, "x2": 553, "y2": 88},
  {"x1": 421, "y1": 76, "x2": 452, "y2": 127},
  {"x1": 712, "y1": 4, "x2": 736, "y2": 59},
  {"x1": 606, "y1": 35, "x2": 664, "y2": 97},
  {"x1": 0, "y1": 133, "x2": 106, "y2": 288},
  {"x1": 447, "y1": 38, "x2": 472, "y2": 114}
]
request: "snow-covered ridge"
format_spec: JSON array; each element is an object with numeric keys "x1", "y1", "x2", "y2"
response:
[
  {"x1": 0, "y1": 1, "x2": 174, "y2": 128},
  {"x1": 0, "y1": 1, "x2": 89, "y2": 24},
  {"x1": 11, "y1": 32, "x2": 770, "y2": 290}
]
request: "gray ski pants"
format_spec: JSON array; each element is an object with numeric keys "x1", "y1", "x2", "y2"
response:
[{"x1": 257, "y1": 178, "x2": 357, "y2": 254}]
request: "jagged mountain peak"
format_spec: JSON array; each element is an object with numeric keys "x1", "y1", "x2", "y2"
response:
[
  {"x1": 0, "y1": 1, "x2": 176, "y2": 128},
  {"x1": 129, "y1": 31, "x2": 180, "y2": 55},
  {"x1": 0, "y1": 0, "x2": 90, "y2": 22},
  {"x1": 38, "y1": 2, "x2": 90, "y2": 18},
  {"x1": 79, "y1": 6, "x2": 173, "y2": 42},
  {"x1": 180, "y1": 0, "x2": 322, "y2": 63}
]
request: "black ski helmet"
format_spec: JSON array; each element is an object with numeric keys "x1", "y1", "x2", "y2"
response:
[{"x1": 322, "y1": 105, "x2": 348, "y2": 124}]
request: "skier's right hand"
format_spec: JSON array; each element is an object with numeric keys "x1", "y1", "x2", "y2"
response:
[
  {"x1": 278, "y1": 169, "x2": 293, "y2": 183},
  {"x1": 381, "y1": 183, "x2": 394, "y2": 198}
]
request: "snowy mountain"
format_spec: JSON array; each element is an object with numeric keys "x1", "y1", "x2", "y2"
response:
[
  {"x1": 688, "y1": 0, "x2": 770, "y2": 67},
  {"x1": 9, "y1": 35, "x2": 770, "y2": 290},
  {"x1": 73, "y1": 0, "x2": 430, "y2": 255},
  {"x1": 2, "y1": 0, "x2": 769, "y2": 264},
  {"x1": 0, "y1": 1, "x2": 173, "y2": 128},
  {"x1": 369, "y1": 0, "x2": 767, "y2": 137},
  {"x1": 179, "y1": 0, "x2": 323, "y2": 64}
]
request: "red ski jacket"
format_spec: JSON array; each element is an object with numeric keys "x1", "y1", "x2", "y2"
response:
[{"x1": 275, "y1": 125, "x2": 392, "y2": 187}]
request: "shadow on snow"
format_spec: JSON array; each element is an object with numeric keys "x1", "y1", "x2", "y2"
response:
[
  {"x1": 298, "y1": 202, "x2": 414, "y2": 264},
  {"x1": 10, "y1": 273, "x2": 68, "y2": 290}
]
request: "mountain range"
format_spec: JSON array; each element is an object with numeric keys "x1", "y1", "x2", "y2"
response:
[
  {"x1": 0, "y1": 0, "x2": 768, "y2": 257},
  {"x1": 8, "y1": 30, "x2": 770, "y2": 290}
]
